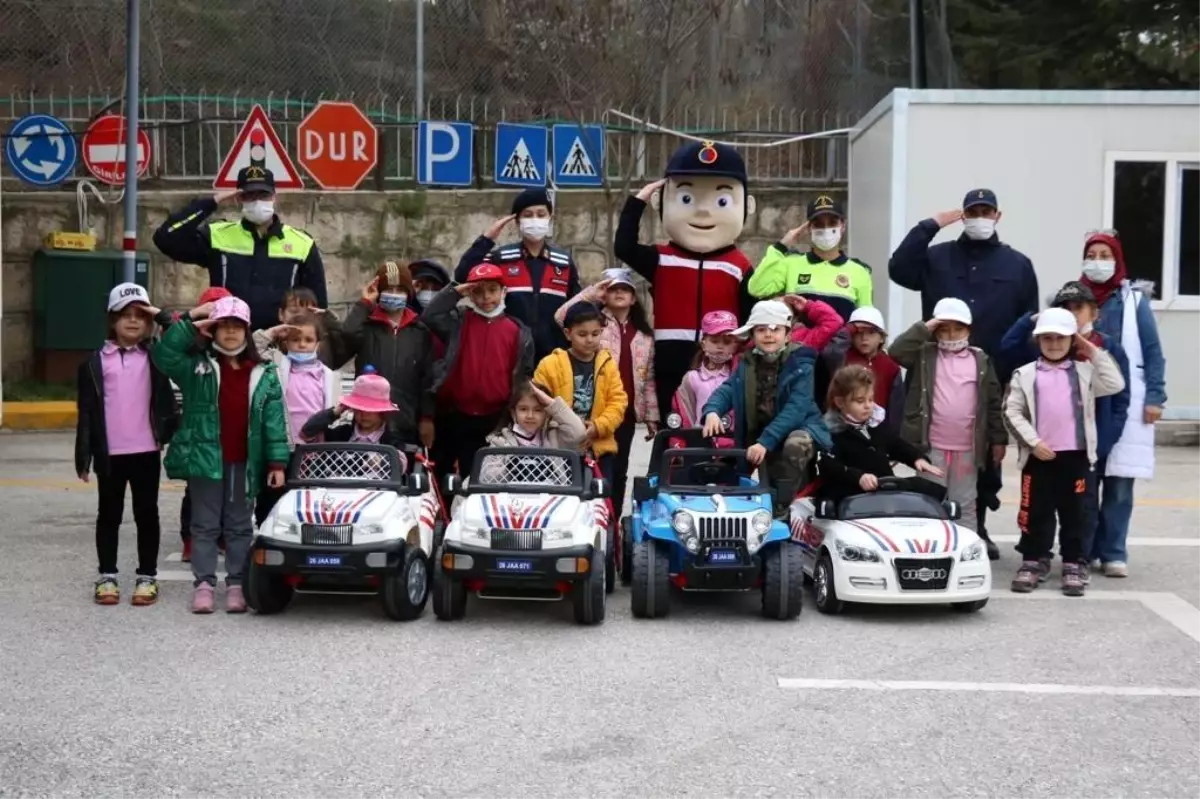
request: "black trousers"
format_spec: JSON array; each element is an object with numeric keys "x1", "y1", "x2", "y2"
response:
[
  {"x1": 255, "y1": 483, "x2": 288, "y2": 527},
  {"x1": 1015, "y1": 451, "x2": 1089, "y2": 563},
  {"x1": 432, "y1": 411, "x2": 502, "y2": 478},
  {"x1": 95, "y1": 451, "x2": 162, "y2": 577},
  {"x1": 605, "y1": 415, "x2": 638, "y2": 518},
  {"x1": 653, "y1": 341, "x2": 696, "y2": 424},
  {"x1": 975, "y1": 456, "x2": 1002, "y2": 540},
  {"x1": 180, "y1": 485, "x2": 192, "y2": 542}
]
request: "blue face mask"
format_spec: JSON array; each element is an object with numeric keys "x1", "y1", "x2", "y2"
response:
[
  {"x1": 378, "y1": 292, "x2": 407, "y2": 312},
  {"x1": 287, "y1": 350, "x2": 318, "y2": 364}
]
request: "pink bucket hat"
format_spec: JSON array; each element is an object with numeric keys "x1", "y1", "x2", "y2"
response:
[
  {"x1": 198, "y1": 296, "x2": 250, "y2": 336},
  {"x1": 701, "y1": 310, "x2": 739, "y2": 336},
  {"x1": 341, "y1": 367, "x2": 399, "y2": 414}
]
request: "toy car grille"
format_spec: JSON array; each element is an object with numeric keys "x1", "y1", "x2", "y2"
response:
[
  {"x1": 490, "y1": 529, "x2": 544, "y2": 551},
  {"x1": 295, "y1": 449, "x2": 393, "y2": 482},
  {"x1": 894, "y1": 557, "x2": 952, "y2": 591},
  {"x1": 301, "y1": 524, "x2": 354, "y2": 546},
  {"x1": 477, "y1": 453, "x2": 572, "y2": 487},
  {"x1": 699, "y1": 516, "x2": 747, "y2": 541}
]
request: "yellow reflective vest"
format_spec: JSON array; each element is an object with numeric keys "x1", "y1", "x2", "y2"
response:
[{"x1": 748, "y1": 245, "x2": 873, "y2": 322}]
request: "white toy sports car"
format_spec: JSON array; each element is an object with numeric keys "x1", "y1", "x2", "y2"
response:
[
  {"x1": 248, "y1": 442, "x2": 441, "y2": 621},
  {"x1": 790, "y1": 477, "x2": 992, "y2": 614},
  {"x1": 436, "y1": 447, "x2": 611, "y2": 625}
]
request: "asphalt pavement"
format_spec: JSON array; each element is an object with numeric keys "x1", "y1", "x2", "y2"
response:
[{"x1": 1, "y1": 431, "x2": 1197, "y2": 797}]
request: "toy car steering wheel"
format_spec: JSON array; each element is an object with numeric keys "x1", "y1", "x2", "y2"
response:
[{"x1": 876, "y1": 477, "x2": 904, "y2": 492}]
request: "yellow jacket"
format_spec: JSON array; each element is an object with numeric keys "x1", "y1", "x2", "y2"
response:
[{"x1": 534, "y1": 348, "x2": 628, "y2": 457}]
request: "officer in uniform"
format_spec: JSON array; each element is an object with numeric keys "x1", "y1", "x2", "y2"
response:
[
  {"x1": 454, "y1": 188, "x2": 581, "y2": 362},
  {"x1": 748, "y1": 195, "x2": 872, "y2": 322},
  {"x1": 153, "y1": 166, "x2": 328, "y2": 332}
]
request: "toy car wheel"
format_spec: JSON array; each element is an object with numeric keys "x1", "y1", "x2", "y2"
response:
[
  {"x1": 619, "y1": 517, "x2": 633, "y2": 586},
  {"x1": 432, "y1": 549, "x2": 467, "y2": 621},
  {"x1": 604, "y1": 524, "x2": 616, "y2": 595},
  {"x1": 951, "y1": 598, "x2": 988, "y2": 613},
  {"x1": 572, "y1": 549, "x2": 607, "y2": 625},
  {"x1": 630, "y1": 540, "x2": 671, "y2": 619},
  {"x1": 432, "y1": 520, "x2": 445, "y2": 553},
  {"x1": 382, "y1": 548, "x2": 430, "y2": 621},
  {"x1": 245, "y1": 558, "x2": 293, "y2": 615},
  {"x1": 812, "y1": 551, "x2": 844, "y2": 615},
  {"x1": 761, "y1": 542, "x2": 805, "y2": 620}
]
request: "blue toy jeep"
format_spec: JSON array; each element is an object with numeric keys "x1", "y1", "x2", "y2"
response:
[{"x1": 625, "y1": 427, "x2": 805, "y2": 620}]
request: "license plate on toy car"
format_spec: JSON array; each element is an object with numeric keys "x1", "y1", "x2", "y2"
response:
[
  {"x1": 708, "y1": 549, "x2": 739, "y2": 564},
  {"x1": 496, "y1": 559, "x2": 534, "y2": 572},
  {"x1": 306, "y1": 554, "x2": 343, "y2": 567}
]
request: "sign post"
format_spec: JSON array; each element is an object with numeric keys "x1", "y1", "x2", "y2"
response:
[{"x1": 297, "y1": 102, "x2": 379, "y2": 190}]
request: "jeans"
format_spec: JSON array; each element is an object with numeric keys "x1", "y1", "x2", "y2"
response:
[
  {"x1": 188, "y1": 463, "x2": 253, "y2": 587},
  {"x1": 1092, "y1": 457, "x2": 1135, "y2": 563},
  {"x1": 94, "y1": 451, "x2": 162, "y2": 577}
]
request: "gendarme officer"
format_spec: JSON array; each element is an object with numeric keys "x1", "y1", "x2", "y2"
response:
[{"x1": 153, "y1": 166, "x2": 328, "y2": 331}]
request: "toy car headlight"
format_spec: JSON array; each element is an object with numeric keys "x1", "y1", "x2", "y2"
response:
[
  {"x1": 273, "y1": 520, "x2": 298, "y2": 538},
  {"x1": 960, "y1": 541, "x2": 984, "y2": 562},
  {"x1": 835, "y1": 539, "x2": 881, "y2": 563},
  {"x1": 462, "y1": 526, "x2": 487, "y2": 542},
  {"x1": 544, "y1": 528, "x2": 573, "y2": 542},
  {"x1": 751, "y1": 510, "x2": 772, "y2": 534},
  {"x1": 672, "y1": 511, "x2": 695, "y2": 535},
  {"x1": 360, "y1": 523, "x2": 385, "y2": 537}
]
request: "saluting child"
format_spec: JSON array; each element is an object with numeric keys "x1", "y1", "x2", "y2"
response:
[
  {"x1": 816, "y1": 306, "x2": 903, "y2": 437},
  {"x1": 76, "y1": 283, "x2": 178, "y2": 606}
]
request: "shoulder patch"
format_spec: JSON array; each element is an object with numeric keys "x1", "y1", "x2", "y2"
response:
[
  {"x1": 284, "y1": 226, "x2": 315, "y2": 243},
  {"x1": 853, "y1": 259, "x2": 872, "y2": 274}
]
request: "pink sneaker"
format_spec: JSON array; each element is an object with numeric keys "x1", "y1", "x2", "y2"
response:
[
  {"x1": 191, "y1": 584, "x2": 215, "y2": 614},
  {"x1": 225, "y1": 585, "x2": 247, "y2": 614}
]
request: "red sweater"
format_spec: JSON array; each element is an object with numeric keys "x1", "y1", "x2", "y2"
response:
[
  {"x1": 218, "y1": 357, "x2": 252, "y2": 464},
  {"x1": 845, "y1": 347, "x2": 901, "y2": 411},
  {"x1": 441, "y1": 311, "x2": 519, "y2": 416}
]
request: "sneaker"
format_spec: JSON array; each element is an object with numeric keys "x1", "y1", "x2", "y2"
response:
[
  {"x1": 1088, "y1": 558, "x2": 1102, "y2": 571},
  {"x1": 1078, "y1": 561, "x2": 1092, "y2": 586},
  {"x1": 1062, "y1": 563, "x2": 1086, "y2": 596},
  {"x1": 1037, "y1": 557, "x2": 1053, "y2": 583},
  {"x1": 1104, "y1": 561, "x2": 1129, "y2": 578},
  {"x1": 94, "y1": 576, "x2": 120, "y2": 605},
  {"x1": 225, "y1": 585, "x2": 247, "y2": 614},
  {"x1": 1010, "y1": 561, "x2": 1042, "y2": 593},
  {"x1": 131, "y1": 577, "x2": 159, "y2": 606},
  {"x1": 181, "y1": 539, "x2": 192, "y2": 563},
  {"x1": 191, "y1": 583, "x2": 215, "y2": 614}
]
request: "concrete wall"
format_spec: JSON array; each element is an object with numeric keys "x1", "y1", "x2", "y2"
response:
[
  {"x1": 0, "y1": 186, "x2": 840, "y2": 378},
  {"x1": 847, "y1": 100, "x2": 894, "y2": 325}
]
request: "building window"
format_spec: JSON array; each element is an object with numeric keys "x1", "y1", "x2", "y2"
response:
[{"x1": 1106, "y1": 153, "x2": 1200, "y2": 308}]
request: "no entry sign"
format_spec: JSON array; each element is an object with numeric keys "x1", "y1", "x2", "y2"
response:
[
  {"x1": 297, "y1": 101, "x2": 378, "y2": 190},
  {"x1": 81, "y1": 115, "x2": 152, "y2": 186}
]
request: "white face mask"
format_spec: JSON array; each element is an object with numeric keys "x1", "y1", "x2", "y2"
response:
[
  {"x1": 470, "y1": 298, "x2": 507, "y2": 319},
  {"x1": 242, "y1": 200, "x2": 275, "y2": 225},
  {"x1": 1081, "y1": 259, "x2": 1116, "y2": 283},
  {"x1": 519, "y1": 218, "x2": 552, "y2": 241},
  {"x1": 962, "y1": 218, "x2": 996, "y2": 240},
  {"x1": 937, "y1": 338, "x2": 970, "y2": 353},
  {"x1": 811, "y1": 227, "x2": 843, "y2": 252},
  {"x1": 1079, "y1": 321, "x2": 1094, "y2": 336},
  {"x1": 416, "y1": 290, "x2": 438, "y2": 307}
]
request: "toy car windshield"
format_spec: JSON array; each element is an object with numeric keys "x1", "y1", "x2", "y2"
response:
[
  {"x1": 838, "y1": 491, "x2": 948, "y2": 521},
  {"x1": 662, "y1": 450, "x2": 748, "y2": 491},
  {"x1": 287, "y1": 443, "x2": 408, "y2": 491},
  {"x1": 468, "y1": 447, "x2": 584, "y2": 495}
]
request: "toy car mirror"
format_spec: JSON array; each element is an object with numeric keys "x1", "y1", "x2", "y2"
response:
[
  {"x1": 666, "y1": 412, "x2": 682, "y2": 430},
  {"x1": 943, "y1": 500, "x2": 962, "y2": 520},
  {"x1": 407, "y1": 473, "x2": 427, "y2": 492},
  {"x1": 815, "y1": 498, "x2": 837, "y2": 519},
  {"x1": 632, "y1": 477, "x2": 655, "y2": 503},
  {"x1": 442, "y1": 474, "x2": 460, "y2": 497},
  {"x1": 591, "y1": 477, "x2": 610, "y2": 499}
]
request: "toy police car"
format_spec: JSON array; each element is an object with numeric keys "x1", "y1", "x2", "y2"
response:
[
  {"x1": 247, "y1": 442, "x2": 441, "y2": 621},
  {"x1": 626, "y1": 428, "x2": 805, "y2": 620},
  {"x1": 790, "y1": 477, "x2": 991, "y2": 614},
  {"x1": 436, "y1": 447, "x2": 611, "y2": 625}
]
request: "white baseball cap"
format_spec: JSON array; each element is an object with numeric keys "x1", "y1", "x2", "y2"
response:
[
  {"x1": 733, "y1": 300, "x2": 792, "y2": 337},
  {"x1": 848, "y1": 306, "x2": 886, "y2": 333},
  {"x1": 932, "y1": 297, "x2": 972, "y2": 326},
  {"x1": 1033, "y1": 307, "x2": 1078, "y2": 337},
  {"x1": 107, "y1": 282, "x2": 151, "y2": 313}
]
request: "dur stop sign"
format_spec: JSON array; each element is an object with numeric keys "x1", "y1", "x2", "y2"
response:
[
  {"x1": 82, "y1": 115, "x2": 152, "y2": 186},
  {"x1": 297, "y1": 101, "x2": 378, "y2": 190}
]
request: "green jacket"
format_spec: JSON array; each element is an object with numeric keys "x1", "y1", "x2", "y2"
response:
[
  {"x1": 748, "y1": 245, "x2": 872, "y2": 322},
  {"x1": 152, "y1": 317, "x2": 290, "y2": 496}
]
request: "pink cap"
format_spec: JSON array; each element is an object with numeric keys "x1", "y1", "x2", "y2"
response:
[
  {"x1": 701, "y1": 310, "x2": 739, "y2": 336},
  {"x1": 209, "y1": 296, "x2": 251, "y2": 326},
  {"x1": 342, "y1": 371, "x2": 399, "y2": 414}
]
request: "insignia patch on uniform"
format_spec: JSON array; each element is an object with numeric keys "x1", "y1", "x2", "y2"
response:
[
  {"x1": 698, "y1": 141, "x2": 718, "y2": 165},
  {"x1": 835, "y1": 273, "x2": 850, "y2": 288},
  {"x1": 508, "y1": 266, "x2": 521, "y2": 276},
  {"x1": 553, "y1": 266, "x2": 563, "y2": 276},
  {"x1": 283, "y1": 243, "x2": 293, "y2": 253},
  {"x1": 796, "y1": 274, "x2": 812, "y2": 285}
]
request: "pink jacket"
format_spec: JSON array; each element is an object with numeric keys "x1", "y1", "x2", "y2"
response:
[
  {"x1": 554, "y1": 286, "x2": 660, "y2": 424},
  {"x1": 789, "y1": 298, "x2": 843, "y2": 351}
]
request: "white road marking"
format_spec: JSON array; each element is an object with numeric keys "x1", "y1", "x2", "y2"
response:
[
  {"x1": 988, "y1": 535, "x2": 1199, "y2": 547},
  {"x1": 776, "y1": 678, "x2": 1200, "y2": 698},
  {"x1": 989, "y1": 590, "x2": 1200, "y2": 644},
  {"x1": 157, "y1": 569, "x2": 219, "y2": 582}
]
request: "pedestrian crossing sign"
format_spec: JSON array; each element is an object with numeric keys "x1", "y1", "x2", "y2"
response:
[
  {"x1": 494, "y1": 122, "x2": 547, "y2": 187},
  {"x1": 552, "y1": 124, "x2": 604, "y2": 187}
]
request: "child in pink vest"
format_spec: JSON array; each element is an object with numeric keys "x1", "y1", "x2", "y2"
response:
[{"x1": 672, "y1": 311, "x2": 739, "y2": 446}]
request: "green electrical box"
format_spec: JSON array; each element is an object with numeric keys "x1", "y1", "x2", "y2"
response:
[{"x1": 31, "y1": 249, "x2": 151, "y2": 382}]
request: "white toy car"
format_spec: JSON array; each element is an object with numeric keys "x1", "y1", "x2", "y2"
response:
[
  {"x1": 247, "y1": 442, "x2": 441, "y2": 621},
  {"x1": 790, "y1": 477, "x2": 991, "y2": 614},
  {"x1": 436, "y1": 446, "x2": 611, "y2": 625}
]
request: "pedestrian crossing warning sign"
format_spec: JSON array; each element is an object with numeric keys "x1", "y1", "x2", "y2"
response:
[
  {"x1": 560, "y1": 138, "x2": 596, "y2": 177},
  {"x1": 494, "y1": 122, "x2": 548, "y2": 187},
  {"x1": 552, "y1": 123, "x2": 604, "y2": 186}
]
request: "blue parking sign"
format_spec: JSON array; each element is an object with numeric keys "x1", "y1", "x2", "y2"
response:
[
  {"x1": 552, "y1": 124, "x2": 604, "y2": 187},
  {"x1": 416, "y1": 121, "x2": 474, "y2": 186},
  {"x1": 494, "y1": 123, "x2": 547, "y2": 188},
  {"x1": 5, "y1": 114, "x2": 77, "y2": 187}
]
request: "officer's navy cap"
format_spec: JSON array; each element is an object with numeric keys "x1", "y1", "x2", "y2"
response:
[
  {"x1": 664, "y1": 140, "x2": 747, "y2": 187},
  {"x1": 806, "y1": 195, "x2": 844, "y2": 221},
  {"x1": 963, "y1": 188, "x2": 998, "y2": 210},
  {"x1": 237, "y1": 165, "x2": 276, "y2": 194}
]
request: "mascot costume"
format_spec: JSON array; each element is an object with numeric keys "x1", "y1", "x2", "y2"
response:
[{"x1": 614, "y1": 140, "x2": 756, "y2": 416}]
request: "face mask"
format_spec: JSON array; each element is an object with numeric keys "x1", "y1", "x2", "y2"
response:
[
  {"x1": 753, "y1": 347, "x2": 784, "y2": 362},
  {"x1": 241, "y1": 200, "x2": 275, "y2": 225},
  {"x1": 937, "y1": 338, "x2": 970, "y2": 353},
  {"x1": 519, "y1": 218, "x2": 552, "y2": 241},
  {"x1": 213, "y1": 342, "x2": 247, "y2": 357},
  {"x1": 471, "y1": 298, "x2": 506, "y2": 319},
  {"x1": 962, "y1": 218, "x2": 996, "y2": 240},
  {"x1": 378, "y1": 292, "x2": 408, "y2": 312},
  {"x1": 287, "y1": 351, "x2": 318, "y2": 364},
  {"x1": 811, "y1": 227, "x2": 843, "y2": 252},
  {"x1": 702, "y1": 347, "x2": 733, "y2": 366},
  {"x1": 1079, "y1": 322, "x2": 1094, "y2": 336},
  {"x1": 416, "y1": 290, "x2": 438, "y2": 307},
  {"x1": 1082, "y1": 259, "x2": 1116, "y2": 283}
]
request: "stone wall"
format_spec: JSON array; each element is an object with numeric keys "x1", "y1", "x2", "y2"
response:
[{"x1": 0, "y1": 186, "x2": 843, "y2": 378}]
